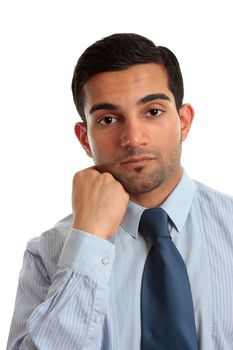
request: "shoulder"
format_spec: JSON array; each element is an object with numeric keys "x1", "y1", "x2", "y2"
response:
[
  {"x1": 192, "y1": 180, "x2": 233, "y2": 229},
  {"x1": 194, "y1": 180, "x2": 233, "y2": 206},
  {"x1": 26, "y1": 214, "x2": 73, "y2": 277}
]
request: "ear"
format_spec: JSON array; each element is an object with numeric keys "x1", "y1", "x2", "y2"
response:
[
  {"x1": 74, "y1": 122, "x2": 92, "y2": 157},
  {"x1": 179, "y1": 104, "x2": 195, "y2": 141}
]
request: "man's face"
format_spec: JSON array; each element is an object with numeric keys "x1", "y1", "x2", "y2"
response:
[{"x1": 76, "y1": 63, "x2": 193, "y2": 196}]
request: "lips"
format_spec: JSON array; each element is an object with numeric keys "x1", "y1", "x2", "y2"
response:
[{"x1": 121, "y1": 156, "x2": 154, "y2": 165}]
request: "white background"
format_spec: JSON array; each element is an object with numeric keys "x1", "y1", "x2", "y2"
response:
[{"x1": 1, "y1": 0, "x2": 233, "y2": 348}]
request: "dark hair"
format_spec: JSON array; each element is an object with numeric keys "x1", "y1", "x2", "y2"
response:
[{"x1": 72, "y1": 33, "x2": 184, "y2": 122}]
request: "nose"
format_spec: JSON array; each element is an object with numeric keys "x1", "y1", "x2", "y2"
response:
[{"x1": 120, "y1": 119, "x2": 148, "y2": 149}]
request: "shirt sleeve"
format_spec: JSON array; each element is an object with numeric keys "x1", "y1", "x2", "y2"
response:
[{"x1": 7, "y1": 228, "x2": 115, "y2": 350}]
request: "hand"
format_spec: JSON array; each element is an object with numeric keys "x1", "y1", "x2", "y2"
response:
[{"x1": 72, "y1": 168, "x2": 129, "y2": 239}]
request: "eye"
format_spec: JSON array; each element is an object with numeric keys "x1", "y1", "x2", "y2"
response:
[
  {"x1": 99, "y1": 116, "x2": 118, "y2": 125},
  {"x1": 147, "y1": 108, "x2": 163, "y2": 117}
]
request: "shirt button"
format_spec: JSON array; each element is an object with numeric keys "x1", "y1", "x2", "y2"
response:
[
  {"x1": 101, "y1": 257, "x2": 110, "y2": 265},
  {"x1": 95, "y1": 314, "x2": 104, "y2": 324}
]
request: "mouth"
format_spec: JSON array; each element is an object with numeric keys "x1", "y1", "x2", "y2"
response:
[{"x1": 120, "y1": 156, "x2": 154, "y2": 165}]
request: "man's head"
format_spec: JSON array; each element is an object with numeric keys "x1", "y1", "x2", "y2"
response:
[
  {"x1": 72, "y1": 33, "x2": 184, "y2": 123},
  {"x1": 72, "y1": 33, "x2": 194, "y2": 204}
]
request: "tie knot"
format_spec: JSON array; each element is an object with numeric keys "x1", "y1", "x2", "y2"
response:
[{"x1": 139, "y1": 208, "x2": 170, "y2": 240}]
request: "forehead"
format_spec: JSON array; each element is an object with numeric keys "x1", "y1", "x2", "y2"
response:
[{"x1": 83, "y1": 63, "x2": 174, "y2": 107}]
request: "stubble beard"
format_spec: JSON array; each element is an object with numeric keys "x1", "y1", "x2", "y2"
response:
[{"x1": 95, "y1": 144, "x2": 182, "y2": 195}]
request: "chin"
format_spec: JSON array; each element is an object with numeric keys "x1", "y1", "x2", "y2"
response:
[{"x1": 114, "y1": 173, "x2": 164, "y2": 195}]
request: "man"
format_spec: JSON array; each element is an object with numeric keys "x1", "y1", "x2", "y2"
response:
[{"x1": 7, "y1": 33, "x2": 233, "y2": 349}]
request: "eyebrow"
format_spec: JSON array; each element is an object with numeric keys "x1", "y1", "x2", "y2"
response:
[
  {"x1": 89, "y1": 103, "x2": 120, "y2": 115},
  {"x1": 89, "y1": 93, "x2": 171, "y2": 115},
  {"x1": 139, "y1": 93, "x2": 171, "y2": 105}
]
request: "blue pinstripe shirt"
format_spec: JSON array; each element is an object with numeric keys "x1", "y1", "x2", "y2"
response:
[{"x1": 7, "y1": 171, "x2": 233, "y2": 349}]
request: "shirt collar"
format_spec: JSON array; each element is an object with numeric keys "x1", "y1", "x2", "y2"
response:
[
  {"x1": 120, "y1": 200, "x2": 145, "y2": 239},
  {"x1": 120, "y1": 170, "x2": 196, "y2": 237},
  {"x1": 160, "y1": 170, "x2": 196, "y2": 232}
]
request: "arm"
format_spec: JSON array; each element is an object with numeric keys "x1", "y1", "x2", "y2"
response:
[
  {"x1": 7, "y1": 228, "x2": 115, "y2": 350},
  {"x1": 7, "y1": 168, "x2": 129, "y2": 349}
]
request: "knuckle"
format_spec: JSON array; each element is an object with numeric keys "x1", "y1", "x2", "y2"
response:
[
  {"x1": 102, "y1": 172, "x2": 113, "y2": 182},
  {"x1": 73, "y1": 168, "x2": 95, "y2": 182},
  {"x1": 73, "y1": 171, "x2": 81, "y2": 183}
]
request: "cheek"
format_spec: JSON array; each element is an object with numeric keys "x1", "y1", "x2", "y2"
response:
[
  {"x1": 170, "y1": 117, "x2": 181, "y2": 139},
  {"x1": 155, "y1": 121, "x2": 181, "y2": 147},
  {"x1": 87, "y1": 131, "x2": 116, "y2": 160},
  {"x1": 170, "y1": 124, "x2": 182, "y2": 143}
]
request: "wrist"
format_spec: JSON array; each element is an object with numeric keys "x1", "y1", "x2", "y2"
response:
[{"x1": 72, "y1": 220, "x2": 111, "y2": 240}]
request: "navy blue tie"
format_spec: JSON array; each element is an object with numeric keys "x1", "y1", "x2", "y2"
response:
[{"x1": 140, "y1": 208, "x2": 198, "y2": 350}]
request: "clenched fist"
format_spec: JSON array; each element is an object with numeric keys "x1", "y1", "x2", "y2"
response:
[{"x1": 72, "y1": 168, "x2": 129, "y2": 239}]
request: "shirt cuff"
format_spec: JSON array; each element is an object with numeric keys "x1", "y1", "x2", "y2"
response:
[{"x1": 58, "y1": 228, "x2": 115, "y2": 282}]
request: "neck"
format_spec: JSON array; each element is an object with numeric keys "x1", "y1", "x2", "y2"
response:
[{"x1": 129, "y1": 166, "x2": 183, "y2": 208}]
